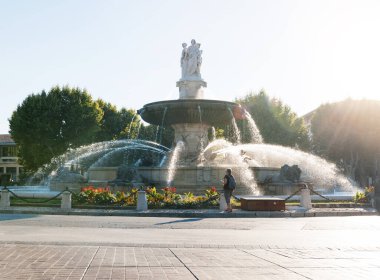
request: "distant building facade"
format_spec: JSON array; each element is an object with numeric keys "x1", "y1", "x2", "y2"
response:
[{"x1": 0, "y1": 134, "x2": 22, "y2": 181}]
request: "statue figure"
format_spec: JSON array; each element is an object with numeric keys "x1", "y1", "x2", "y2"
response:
[
  {"x1": 196, "y1": 43, "x2": 202, "y2": 75},
  {"x1": 180, "y1": 39, "x2": 202, "y2": 78},
  {"x1": 263, "y1": 164, "x2": 302, "y2": 184},
  {"x1": 180, "y1": 43, "x2": 188, "y2": 78}
]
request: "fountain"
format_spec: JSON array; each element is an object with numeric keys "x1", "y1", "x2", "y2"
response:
[
  {"x1": 135, "y1": 39, "x2": 355, "y2": 195},
  {"x1": 18, "y1": 39, "x2": 355, "y2": 198}
]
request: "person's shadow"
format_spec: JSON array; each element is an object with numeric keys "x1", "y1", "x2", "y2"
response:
[{"x1": 154, "y1": 218, "x2": 202, "y2": 225}]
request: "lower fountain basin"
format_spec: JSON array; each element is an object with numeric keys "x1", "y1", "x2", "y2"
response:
[{"x1": 138, "y1": 99, "x2": 244, "y2": 126}]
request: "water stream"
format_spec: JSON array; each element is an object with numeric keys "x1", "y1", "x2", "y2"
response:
[
  {"x1": 166, "y1": 141, "x2": 185, "y2": 186},
  {"x1": 244, "y1": 111, "x2": 263, "y2": 144},
  {"x1": 228, "y1": 108, "x2": 241, "y2": 144}
]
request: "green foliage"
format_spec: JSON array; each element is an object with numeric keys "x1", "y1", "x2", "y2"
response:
[
  {"x1": 96, "y1": 100, "x2": 138, "y2": 141},
  {"x1": 75, "y1": 186, "x2": 220, "y2": 209},
  {"x1": 310, "y1": 99, "x2": 380, "y2": 182},
  {"x1": 9, "y1": 86, "x2": 103, "y2": 171},
  {"x1": 235, "y1": 90, "x2": 310, "y2": 149},
  {"x1": 354, "y1": 191, "x2": 367, "y2": 203}
]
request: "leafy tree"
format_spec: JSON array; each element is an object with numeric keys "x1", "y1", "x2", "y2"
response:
[
  {"x1": 118, "y1": 108, "x2": 142, "y2": 140},
  {"x1": 9, "y1": 86, "x2": 103, "y2": 171},
  {"x1": 235, "y1": 90, "x2": 310, "y2": 149},
  {"x1": 310, "y1": 99, "x2": 380, "y2": 184},
  {"x1": 96, "y1": 100, "x2": 138, "y2": 141}
]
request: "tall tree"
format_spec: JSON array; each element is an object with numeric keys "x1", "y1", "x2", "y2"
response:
[
  {"x1": 96, "y1": 100, "x2": 138, "y2": 141},
  {"x1": 236, "y1": 90, "x2": 310, "y2": 149},
  {"x1": 9, "y1": 86, "x2": 103, "y2": 171},
  {"x1": 310, "y1": 99, "x2": 380, "y2": 184}
]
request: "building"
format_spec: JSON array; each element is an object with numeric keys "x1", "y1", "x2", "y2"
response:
[{"x1": 0, "y1": 134, "x2": 22, "y2": 181}]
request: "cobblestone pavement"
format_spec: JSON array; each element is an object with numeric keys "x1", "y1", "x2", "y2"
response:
[
  {"x1": 1, "y1": 215, "x2": 380, "y2": 279},
  {"x1": 1, "y1": 244, "x2": 380, "y2": 279}
]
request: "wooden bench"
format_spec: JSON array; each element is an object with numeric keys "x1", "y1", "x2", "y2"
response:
[{"x1": 240, "y1": 197, "x2": 285, "y2": 211}]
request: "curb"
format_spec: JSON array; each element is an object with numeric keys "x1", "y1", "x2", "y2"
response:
[{"x1": 0, "y1": 206, "x2": 378, "y2": 218}]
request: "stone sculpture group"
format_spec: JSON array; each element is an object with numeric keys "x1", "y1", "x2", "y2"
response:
[{"x1": 180, "y1": 39, "x2": 203, "y2": 79}]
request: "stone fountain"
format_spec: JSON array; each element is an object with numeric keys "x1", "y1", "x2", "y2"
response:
[
  {"x1": 48, "y1": 39, "x2": 354, "y2": 197},
  {"x1": 135, "y1": 39, "x2": 255, "y2": 193},
  {"x1": 138, "y1": 39, "x2": 243, "y2": 164}
]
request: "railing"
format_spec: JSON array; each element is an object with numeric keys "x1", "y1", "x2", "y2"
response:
[
  {"x1": 0, "y1": 186, "x2": 73, "y2": 209},
  {"x1": 284, "y1": 183, "x2": 331, "y2": 202}
]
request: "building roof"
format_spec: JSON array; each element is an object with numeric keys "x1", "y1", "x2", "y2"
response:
[{"x1": 0, "y1": 134, "x2": 15, "y2": 145}]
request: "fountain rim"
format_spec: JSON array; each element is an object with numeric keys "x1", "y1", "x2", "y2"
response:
[
  {"x1": 139, "y1": 99, "x2": 240, "y2": 108},
  {"x1": 137, "y1": 99, "x2": 244, "y2": 126}
]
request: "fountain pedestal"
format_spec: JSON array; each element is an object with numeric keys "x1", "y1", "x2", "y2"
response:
[
  {"x1": 172, "y1": 123, "x2": 209, "y2": 163},
  {"x1": 177, "y1": 79, "x2": 207, "y2": 99}
]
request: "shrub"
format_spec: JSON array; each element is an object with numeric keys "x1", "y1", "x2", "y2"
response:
[
  {"x1": 94, "y1": 191, "x2": 117, "y2": 205},
  {"x1": 74, "y1": 185, "x2": 221, "y2": 208},
  {"x1": 354, "y1": 186, "x2": 375, "y2": 204},
  {"x1": 205, "y1": 187, "x2": 219, "y2": 200},
  {"x1": 354, "y1": 191, "x2": 367, "y2": 203}
]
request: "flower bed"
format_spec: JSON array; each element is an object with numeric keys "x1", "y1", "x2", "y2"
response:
[
  {"x1": 354, "y1": 186, "x2": 375, "y2": 204},
  {"x1": 74, "y1": 186, "x2": 220, "y2": 209}
]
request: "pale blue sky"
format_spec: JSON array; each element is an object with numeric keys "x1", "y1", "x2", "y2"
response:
[{"x1": 1, "y1": 0, "x2": 380, "y2": 133}]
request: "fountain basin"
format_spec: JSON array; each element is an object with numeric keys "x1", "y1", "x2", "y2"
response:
[
  {"x1": 138, "y1": 99, "x2": 244, "y2": 126},
  {"x1": 84, "y1": 166, "x2": 298, "y2": 195}
]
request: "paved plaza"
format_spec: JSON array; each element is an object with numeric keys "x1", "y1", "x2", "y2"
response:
[{"x1": 1, "y1": 214, "x2": 380, "y2": 279}]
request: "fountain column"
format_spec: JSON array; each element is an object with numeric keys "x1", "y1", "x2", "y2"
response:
[
  {"x1": 173, "y1": 39, "x2": 209, "y2": 163},
  {"x1": 172, "y1": 123, "x2": 209, "y2": 163}
]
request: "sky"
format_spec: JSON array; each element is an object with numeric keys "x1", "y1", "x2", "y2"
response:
[{"x1": 1, "y1": 0, "x2": 380, "y2": 133}]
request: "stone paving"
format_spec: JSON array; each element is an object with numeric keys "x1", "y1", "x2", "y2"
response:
[
  {"x1": 1, "y1": 244, "x2": 380, "y2": 279},
  {"x1": 1, "y1": 215, "x2": 380, "y2": 279}
]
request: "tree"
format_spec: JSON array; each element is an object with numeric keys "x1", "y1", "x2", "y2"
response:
[
  {"x1": 96, "y1": 100, "x2": 138, "y2": 141},
  {"x1": 310, "y1": 99, "x2": 380, "y2": 184},
  {"x1": 9, "y1": 86, "x2": 103, "y2": 171},
  {"x1": 235, "y1": 90, "x2": 310, "y2": 149}
]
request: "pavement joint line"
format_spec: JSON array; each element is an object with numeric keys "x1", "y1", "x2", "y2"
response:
[
  {"x1": 266, "y1": 249, "x2": 293, "y2": 259},
  {"x1": 79, "y1": 246, "x2": 99, "y2": 280},
  {"x1": 168, "y1": 248, "x2": 198, "y2": 280},
  {"x1": 240, "y1": 248, "x2": 313, "y2": 280}
]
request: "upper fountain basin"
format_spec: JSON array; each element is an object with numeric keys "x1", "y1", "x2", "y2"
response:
[{"x1": 138, "y1": 99, "x2": 245, "y2": 126}]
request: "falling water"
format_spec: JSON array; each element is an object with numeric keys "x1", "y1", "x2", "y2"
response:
[
  {"x1": 230, "y1": 116, "x2": 241, "y2": 144},
  {"x1": 166, "y1": 141, "x2": 185, "y2": 186},
  {"x1": 200, "y1": 139, "x2": 260, "y2": 195},
  {"x1": 227, "y1": 107, "x2": 241, "y2": 144},
  {"x1": 244, "y1": 111, "x2": 263, "y2": 144},
  {"x1": 155, "y1": 125, "x2": 160, "y2": 143},
  {"x1": 210, "y1": 127, "x2": 216, "y2": 142},
  {"x1": 158, "y1": 107, "x2": 168, "y2": 144},
  {"x1": 28, "y1": 140, "x2": 170, "y2": 186},
  {"x1": 206, "y1": 141, "x2": 356, "y2": 191},
  {"x1": 135, "y1": 120, "x2": 142, "y2": 139},
  {"x1": 198, "y1": 105, "x2": 205, "y2": 156},
  {"x1": 127, "y1": 113, "x2": 137, "y2": 139}
]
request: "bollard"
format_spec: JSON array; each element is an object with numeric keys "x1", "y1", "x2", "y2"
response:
[
  {"x1": 61, "y1": 191, "x2": 72, "y2": 210},
  {"x1": 0, "y1": 189, "x2": 10, "y2": 208},
  {"x1": 300, "y1": 188, "x2": 312, "y2": 209},
  {"x1": 137, "y1": 190, "x2": 148, "y2": 211},
  {"x1": 219, "y1": 191, "x2": 227, "y2": 211}
]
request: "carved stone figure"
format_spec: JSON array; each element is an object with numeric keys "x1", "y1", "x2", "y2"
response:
[
  {"x1": 180, "y1": 39, "x2": 203, "y2": 78},
  {"x1": 180, "y1": 43, "x2": 188, "y2": 78},
  {"x1": 263, "y1": 164, "x2": 302, "y2": 184}
]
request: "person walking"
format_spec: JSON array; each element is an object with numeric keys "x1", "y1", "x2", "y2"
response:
[{"x1": 223, "y1": 168, "x2": 236, "y2": 212}]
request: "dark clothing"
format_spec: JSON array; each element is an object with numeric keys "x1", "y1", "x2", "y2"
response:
[
  {"x1": 224, "y1": 188, "x2": 233, "y2": 204},
  {"x1": 223, "y1": 175, "x2": 229, "y2": 190},
  {"x1": 223, "y1": 174, "x2": 233, "y2": 204}
]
